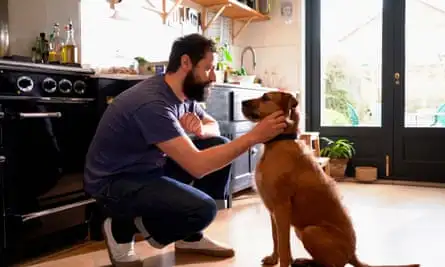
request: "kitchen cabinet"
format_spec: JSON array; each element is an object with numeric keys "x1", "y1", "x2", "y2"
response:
[{"x1": 94, "y1": 75, "x2": 147, "y2": 117}]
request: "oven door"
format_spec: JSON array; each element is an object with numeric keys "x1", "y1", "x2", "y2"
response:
[{"x1": 0, "y1": 96, "x2": 97, "y2": 219}]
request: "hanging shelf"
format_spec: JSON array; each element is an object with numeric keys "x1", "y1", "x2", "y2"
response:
[
  {"x1": 143, "y1": 0, "x2": 269, "y2": 40},
  {"x1": 143, "y1": 0, "x2": 185, "y2": 24},
  {"x1": 191, "y1": 0, "x2": 270, "y2": 42}
]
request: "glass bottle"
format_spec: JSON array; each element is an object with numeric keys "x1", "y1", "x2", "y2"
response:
[
  {"x1": 49, "y1": 23, "x2": 64, "y2": 63},
  {"x1": 258, "y1": 0, "x2": 270, "y2": 15},
  {"x1": 39, "y1": 32, "x2": 49, "y2": 63},
  {"x1": 0, "y1": 21, "x2": 9, "y2": 58},
  {"x1": 61, "y1": 19, "x2": 78, "y2": 64},
  {"x1": 34, "y1": 37, "x2": 42, "y2": 63},
  {"x1": 31, "y1": 47, "x2": 37, "y2": 63}
]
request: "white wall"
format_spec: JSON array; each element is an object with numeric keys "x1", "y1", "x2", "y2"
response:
[
  {"x1": 232, "y1": 0, "x2": 305, "y2": 130},
  {"x1": 80, "y1": 0, "x2": 206, "y2": 68},
  {"x1": 6, "y1": 0, "x2": 227, "y2": 67},
  {"x1": 8, "y1": 0, "x2": 81, "y2": 58}
]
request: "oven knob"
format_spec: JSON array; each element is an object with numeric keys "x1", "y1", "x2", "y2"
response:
[
  {"x1": 73, "y1": 80, "x2": 86, "y2": 94},
  {"x1": 17, "y1": 76, "x2": 34, "y2": 92},
  {"x1": 59, "y1": 79, "x2": 72, "y2": 93},
  {"x1": 42, "y1": 78, "x2": 57, "y2": 93}
]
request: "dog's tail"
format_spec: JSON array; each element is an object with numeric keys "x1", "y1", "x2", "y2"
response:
[{"x1": 349, "y1": 254, "x2": 420, "y2": 267}]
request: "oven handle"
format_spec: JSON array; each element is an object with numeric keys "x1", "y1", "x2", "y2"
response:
[
  {"x1": 21, "y1": 198, "x2": 96, "y2": 222},
  {"x1": 19, "y1": 112, "x2": 62, "y2": 119},
  {"x1": 0, "y1": 112, "x2": 62, "y2": 119}
]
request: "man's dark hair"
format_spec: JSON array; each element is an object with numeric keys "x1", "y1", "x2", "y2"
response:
[{"x1": 166, "y1": 34, "x2": 216, "y2": 73}]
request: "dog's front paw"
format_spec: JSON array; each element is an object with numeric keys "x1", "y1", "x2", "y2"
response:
[{"x1": 262, "y1": 254, "x2": 278, "y2": 265}]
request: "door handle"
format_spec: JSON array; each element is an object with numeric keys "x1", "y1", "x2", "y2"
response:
[
  {"x1": 0, "y1": 112, "x2": 62, "y2": 119},
  {"x1": 394, "y1": 72, "x2": 400, "y2": 85},
  {"x1": 18, "y1": 112, "x2": 62, "y2": 119},
  {"x1": 21, "y1": 198, "x2": 96, "y2": 222}
]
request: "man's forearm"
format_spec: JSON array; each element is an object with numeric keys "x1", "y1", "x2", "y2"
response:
[{"x1": 194, "y1": 133, "x2": 255, "y2": 178}]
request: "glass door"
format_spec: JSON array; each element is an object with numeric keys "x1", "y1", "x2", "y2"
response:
[
  {"x1": 392, "y1": 0, "x2": 445, "y2": 182},
  {"x1": 306, "y1": 0, "x2": 393, "y2": 178},
  {"x1": 307, "y1": 0, "x2": 445, "y2": 182}
]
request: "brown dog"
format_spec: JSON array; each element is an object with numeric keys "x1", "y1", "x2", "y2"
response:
[{"x1": 241, "y1": 91, "x2": 420, "y2": 267}]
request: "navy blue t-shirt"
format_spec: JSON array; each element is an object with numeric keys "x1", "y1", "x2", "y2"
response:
[{"x1": 84, "y1": 75, "x2": 206, "y2": 195}]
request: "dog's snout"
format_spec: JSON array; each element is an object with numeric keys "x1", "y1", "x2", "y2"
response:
[{"x1": 242, "y1": 100, "x2": 251, "y2": 108}]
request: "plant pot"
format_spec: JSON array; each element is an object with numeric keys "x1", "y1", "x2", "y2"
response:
[
  {"x1": 137, "y1": 63, "x2": 147, "y2": 74},
  {"x1": 214, "y1": 70, "x2": 225, "y2": 83},
  {"x1": 329, "y1": 158, "x2": 349, "y2": 180}
]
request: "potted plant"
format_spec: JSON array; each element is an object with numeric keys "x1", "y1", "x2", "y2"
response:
[
  {"x1": 213, "y1": 37, "x2": 232, "y2": 83},
  {"x1": 320, "y1": 137, "x2": 355, "y2": 180},
  {"x1": 134, "y1": 56, "x2": 151, "y2": 75}
]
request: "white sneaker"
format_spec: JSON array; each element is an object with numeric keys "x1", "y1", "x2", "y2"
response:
[
  {"x1": 175, "y1": 236, "x2": 235, "y2": 258},
  {"x1": 102, "y1": 218, "x2": 142, "y2": 267}
]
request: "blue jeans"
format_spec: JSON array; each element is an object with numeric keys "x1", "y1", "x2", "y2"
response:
[{"x1": 95, "y1": 136, "x2": 232, "y2": 245}]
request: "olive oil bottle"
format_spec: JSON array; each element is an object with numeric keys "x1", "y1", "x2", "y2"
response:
[
  {"x1": 61, "y1": 19, "x2": 78, "y2": 64},
  {"x1": 48, "y1": 23, "x2": 64, "y2": 63}
]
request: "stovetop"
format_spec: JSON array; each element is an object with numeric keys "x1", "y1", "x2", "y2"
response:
[
  {"x1": 0, "y1": 56, "x2": 95, "y2": 76},
  {"x1": 0, "y1": 58, "x2": 97, "y2": 100}
]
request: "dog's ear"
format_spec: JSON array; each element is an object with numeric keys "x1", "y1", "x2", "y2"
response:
[
  {"x1": 280, "y1": 92, "x2": 299, "y2": 129},
  {"x1": 281, "y1": 92, "x2": 299, "y2": 111}
]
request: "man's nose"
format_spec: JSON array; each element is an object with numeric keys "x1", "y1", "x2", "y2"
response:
[{"x1": 208, "y1": 67, "x2": 216, "y2": 82}]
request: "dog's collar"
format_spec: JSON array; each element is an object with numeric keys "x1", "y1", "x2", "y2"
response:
[{"x1": 264, "y1": 133, "x2": 298, "y2": 144}]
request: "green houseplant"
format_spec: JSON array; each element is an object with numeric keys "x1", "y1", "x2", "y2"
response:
[
  {"x1": 213, "y1": 37, "x2": 233, "y2": 83},
  {"x1": 214, "y1": 37, "x2": 233, "y2": 70},
  {"x1": 320, "y1": 137, "x2": 356, "y2": 179}
]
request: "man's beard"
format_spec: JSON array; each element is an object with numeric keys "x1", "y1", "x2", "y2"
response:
[{"x1": 183, "y1": 70, "x2": 211, "y2": 102}]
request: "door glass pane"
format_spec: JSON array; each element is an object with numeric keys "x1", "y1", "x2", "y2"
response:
[
  {"x1": 405, "y1": 0, "x2": 445, "y2": 128},
  {"x1": 320, "y1": 0, "x2": 383, "y2": 127}
]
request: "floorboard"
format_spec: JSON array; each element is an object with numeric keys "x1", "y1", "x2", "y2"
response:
[{"x1": 17, "y1": 183, "x2": 445, "y2": 267}]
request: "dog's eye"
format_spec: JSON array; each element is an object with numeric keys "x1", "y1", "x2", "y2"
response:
[{"x1": 261, "y1": 95, "x2": 270, "y2": 101}]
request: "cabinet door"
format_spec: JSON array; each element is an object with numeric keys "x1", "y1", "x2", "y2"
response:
[
  {"x1": 231, "y1": 132, "x2": 254, "y2": 193},
  {"x1": 232, "y1": 90, "x2": 267, "y2": 122},
  {"x1": 205, "y1": 89, "x2": 230, "y2": 121},
  {"x1": 249, "y1": 144, "x2": 262, "y2": 173}
]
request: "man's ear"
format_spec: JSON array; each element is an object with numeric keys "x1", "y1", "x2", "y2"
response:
[{"x1": 180, "y1": 54, "x2": 192, "y2": 71}]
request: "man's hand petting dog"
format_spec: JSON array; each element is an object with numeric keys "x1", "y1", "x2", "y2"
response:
[
  {"x1": 249, "y1": 110, "x2": 287, "y2": 144},
  {"x1": 180, "y1": 112, "x2": 204, "y2": 138}
]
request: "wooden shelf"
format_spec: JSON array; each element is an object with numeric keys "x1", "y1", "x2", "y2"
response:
[
  {"x1": 191, "y1": 0, "x2": 269, "y2": 42},
  {"x1": 142, "y1": 0, "x2": 269, "y2": 41},
  {"x1": 192, "y1": 0, "x2": 269, "y2": 21}
]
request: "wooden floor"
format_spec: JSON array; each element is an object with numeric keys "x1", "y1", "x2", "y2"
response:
[{"x1": 18, "y1": 182, "x2": 445, "y2": 267}]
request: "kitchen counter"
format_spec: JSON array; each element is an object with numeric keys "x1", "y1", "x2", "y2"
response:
[
  {"x1": 0, "y1": 59, "x2": 95, "y2": 75},
  {"x1": 212, "y1": 82, "x2": 278, "y2": 92},
  {"x1": 92, "y1": 73, "x2": 154, "y2": 80},
  {"x1": 92, "y1": 74, "x2": 279, "y2": 91}
]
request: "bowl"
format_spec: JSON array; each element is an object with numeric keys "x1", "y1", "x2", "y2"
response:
[{"x1": 228, "y1": 74, "x2": 256, "y2": 84}]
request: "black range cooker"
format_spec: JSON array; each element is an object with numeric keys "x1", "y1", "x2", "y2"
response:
[{"x1": 0, "y1": 60, "x2": 98, "y2": 263}]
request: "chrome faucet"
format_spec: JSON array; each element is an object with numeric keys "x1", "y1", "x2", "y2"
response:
[{"x1": 241, "y1": 46, "x2": 257, "y2": 73}]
